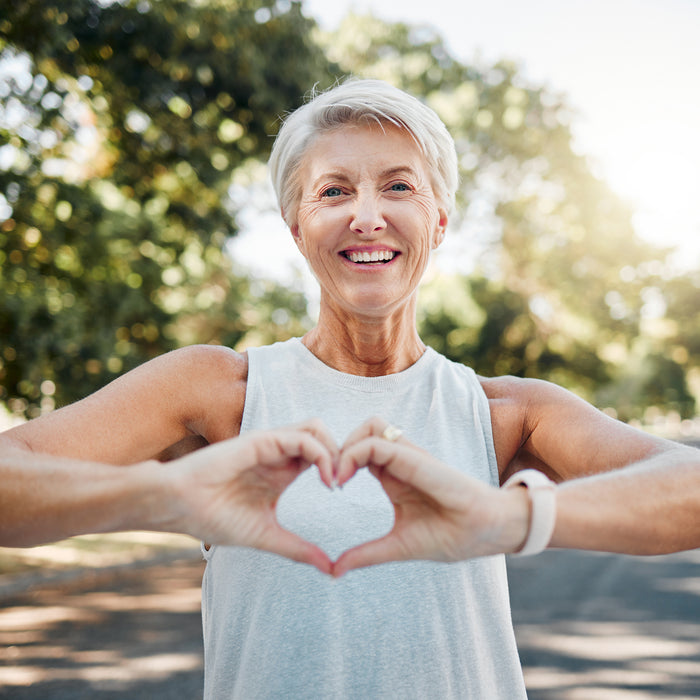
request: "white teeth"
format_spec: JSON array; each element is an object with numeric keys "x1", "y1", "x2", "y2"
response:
[{"x1": 346, "y1": 250, "x2": 396, "y2": 263}]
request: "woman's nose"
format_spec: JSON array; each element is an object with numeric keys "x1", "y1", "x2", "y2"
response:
[{"x1": 349, "y1": 193, "x2": 387, "y2": 237}]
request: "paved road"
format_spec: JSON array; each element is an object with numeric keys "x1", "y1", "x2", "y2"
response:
[
  {"x1": 509, "y1": 548, "x2": 700, "y2": 699},
  {"x1": 2, "y1": 547, "x2": 700, "y2": 699},
  {"x1": 0, "y1": 554, "x2": 206, "y2": 699}
]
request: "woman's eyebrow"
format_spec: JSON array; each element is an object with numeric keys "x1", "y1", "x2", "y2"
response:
[
  {"x1": 379, "y1": 166, "x2": 419, "y2": 180},
  {"x1": 311, "y1": 165, "x2": 419, "y2": 189},
  {"x1": 311, "y1": 171, "x2": 351, "y2": 189}
]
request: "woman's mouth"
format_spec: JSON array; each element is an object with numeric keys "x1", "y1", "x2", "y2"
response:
[{"x1": 341, "y1": 249, "x2": 398, "y2": 264}]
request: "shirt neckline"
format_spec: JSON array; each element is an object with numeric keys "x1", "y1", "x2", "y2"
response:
[{"x1": 288, "y1": 337, "x2": 438, "y2": 392}]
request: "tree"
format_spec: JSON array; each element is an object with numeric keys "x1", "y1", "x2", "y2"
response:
[
  {"x1": 318, "y1": 14, "x2": 696, "y2": 416},
  {"x1": 0, "y1": 0, "x2": 335, "y2": 417},
  {"x1": 2, "y1": 5, "x2": 695, "y2": 422}
]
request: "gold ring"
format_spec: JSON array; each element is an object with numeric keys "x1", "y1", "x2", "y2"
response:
[{"x1": 382, "y1": 425, "x2": 403, "y2": 442}]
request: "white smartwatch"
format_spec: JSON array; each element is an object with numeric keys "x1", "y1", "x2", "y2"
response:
[{"x1": 503, "y1": 469, "x2": 557, "y2": 556}]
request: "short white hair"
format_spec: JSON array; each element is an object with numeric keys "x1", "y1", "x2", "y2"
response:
[{"x1": 269, "y1": 78, "x2": 459, "y2": 228}]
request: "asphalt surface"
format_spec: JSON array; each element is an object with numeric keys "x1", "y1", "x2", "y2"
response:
[
  {"x1": 2, "y1": 546, "x2": 700, "y2": 699},
  {"x1": 0, "y1": 554, "x2": 206, "y2": 700},
  {"x1": 509, "y1": 548, "x2": 700, "y2": 699}
]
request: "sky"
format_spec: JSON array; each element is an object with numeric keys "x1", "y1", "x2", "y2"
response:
[{"x1": 230, "y1": 0, "x2": 700, "y2": 283}]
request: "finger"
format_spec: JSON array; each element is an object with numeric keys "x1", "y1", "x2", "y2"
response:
[
  {"x1": 267, "y1": 430, "x2": 336, "y2": 489},
  {"x1": 336, "y1": 418, "x2": 401, "y2": 486},
  {"x1": 337, "y1": 437, "x2": 406, "y2": 487},
  {"x1": 339, "y1": 438, "x2": 460, "y2": 498},
  {"x1": 293, "y1": 418, "x2": 340, "y2": 463},
  {"x1": 293, "y1": 418, "x2": 341, "y2": 483},
  {"x1": 341, "y1": 416, "x2": 395, "y2": 451},
  {"x1": 332, "y1": 533, "x2": 406, "y2": 578},
  {"x1": 260, "y1": 526, "x2": 333, "y2": 575}
]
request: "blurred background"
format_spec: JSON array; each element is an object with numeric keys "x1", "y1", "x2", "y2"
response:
[
  {"x1": 1, "y1": 0, "x2": 699, "y2": 432},
  {"x1": 2, "y1": 3, "x2": 700, "y2": 697}
]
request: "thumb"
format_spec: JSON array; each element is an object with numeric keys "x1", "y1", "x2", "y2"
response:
[
  {"x1": 331, "y1": 533, "x2": 405, "y2": 578},
  {"x1": 261, "y1": 525, "x2": 333, "y2": 575}
]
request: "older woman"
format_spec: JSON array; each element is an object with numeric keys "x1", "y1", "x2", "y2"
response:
[{"x1": 2, "y1": 79, "x2": 699, "y2": 699}]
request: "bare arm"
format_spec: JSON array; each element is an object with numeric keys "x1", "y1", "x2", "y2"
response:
[
  {"x1": 0, "y1": 420, "x2": 339, "y2": 573},
  {"x1": 331, "y1": 407, "x2": 700, "y2": 576},
  {"x1": 0, "y1": 344, "x2": 243, "y2": 547},
  {"x1": 551, "y1": 445, "x2": 700, "y2": 554},
  {"x1": 0, "y1": 447, "x2": 174, "y2": 547},
  {"x1": 485, "y1": 376, "x2": 700, "y2": 555},
  {"x1": 3, "y1": 344, "x2": 248, "y2": 465}
]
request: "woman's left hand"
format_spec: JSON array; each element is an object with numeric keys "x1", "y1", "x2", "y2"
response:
[{"x1": 332, "y1": 417, "x2": 530, "y2": 577}]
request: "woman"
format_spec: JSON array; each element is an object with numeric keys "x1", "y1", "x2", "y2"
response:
[{"x1": 2, "y1": 79, "x2": 699, "y2": 698}]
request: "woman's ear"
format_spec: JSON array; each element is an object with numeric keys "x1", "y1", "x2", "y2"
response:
[
  {"x1": 290, "y1": 224, "x2": 306, "y2": 256},
  {"x1": 432, "y1": 207, "x2": 448, "y2": 249}
]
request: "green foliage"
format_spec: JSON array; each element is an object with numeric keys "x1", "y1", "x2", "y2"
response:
[
  {"x1": 1, "y1": 4, "x2": 697, "y2": 422},
  {"x1": 319, "y1": 13, "x2": 697, "y2": 419},
  {"x1": 0, "y1": 0, "x2": 333, "y2": 416},
  {"x1": 419, "y1": 275, "x2": 610, "y2": 395}
]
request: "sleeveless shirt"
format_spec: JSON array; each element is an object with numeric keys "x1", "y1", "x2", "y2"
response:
[{"x1": 201, "y1": 338, "x2": 527, "y2": 699}]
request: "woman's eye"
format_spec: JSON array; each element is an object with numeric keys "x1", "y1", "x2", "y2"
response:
[
  {"x1": 389, "y1": 182, "x2": 411, "y2": 192},
  {"x1": 321, "y1": 187, "x2": 343, "y2": 197}
]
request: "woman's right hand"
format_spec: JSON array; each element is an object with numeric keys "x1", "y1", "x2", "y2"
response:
[{"x1": 166, "y1": 419, "x2": 338, "y2": 574}]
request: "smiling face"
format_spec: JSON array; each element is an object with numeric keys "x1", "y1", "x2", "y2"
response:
[{"x1": 292, "y1": 122, "x2": 448, "y2": 321}]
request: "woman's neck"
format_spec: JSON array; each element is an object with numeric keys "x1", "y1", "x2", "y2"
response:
[{"x1": 302, "y1": 301, "x2": 426, "y2": 376}]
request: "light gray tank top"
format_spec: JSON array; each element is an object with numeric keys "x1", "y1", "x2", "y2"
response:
[{"x1": 201, "y1": 338, "x2": 526, "y2": 699}]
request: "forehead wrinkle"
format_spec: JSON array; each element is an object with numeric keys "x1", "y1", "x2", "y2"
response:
[{"x1": 302, "y1": 121, "x2": 428, "y2": 182}]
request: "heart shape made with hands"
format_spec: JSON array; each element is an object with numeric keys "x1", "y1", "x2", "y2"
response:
[
  {"x1": 255, "y1": 419, "x2": 487, "y2": 574},
  {"x1": 276, "y1": 461, "x2": 395, "y2": 562}
]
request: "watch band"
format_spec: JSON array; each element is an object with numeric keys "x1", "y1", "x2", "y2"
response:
[{"x1": 503, "y1": 469, "x2": 556, "y2": 556}]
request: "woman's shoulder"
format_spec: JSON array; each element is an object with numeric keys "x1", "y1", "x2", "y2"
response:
[
  {"x1": 136, "y1": 343, "x2": 249, "y2": 398},
  {"x1": 478, "y1": 374, "x2": 559, "y2": 400},
  {"x1": 142, "y1": 345, "x2": 249, "y2": 445},
  {"x1": 477, "y1": 374, "x2": 572, "y2": 431},
  {"x1": 163, "y1": 343, "x2": 248, "y2": 380},
  {"x1": 477, "y1": 375, "x2": 553, "y2": 476},
  {"x1": 164, "y1": 342, "x2": 248, "y2": 401},
  {"x1": 3, "y1": 345, "x2": 251, "y2": 464}
]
